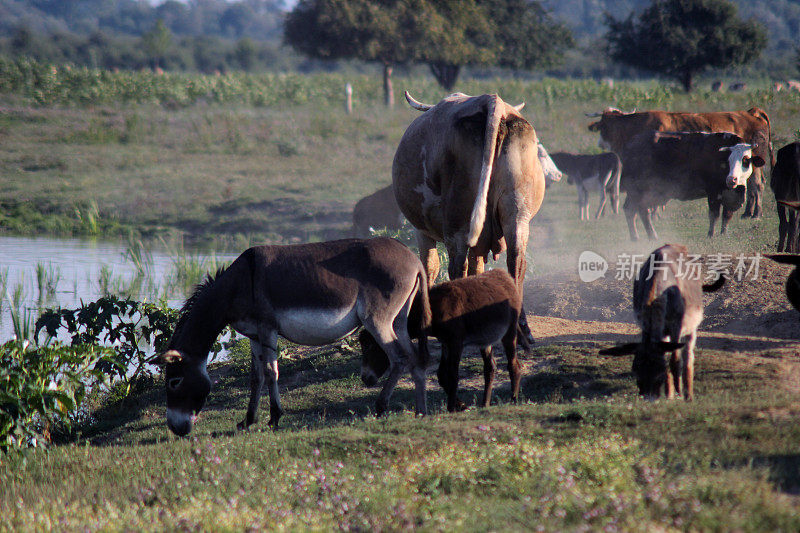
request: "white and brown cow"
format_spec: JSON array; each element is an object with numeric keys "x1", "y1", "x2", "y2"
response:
[
  {"x1": 616, "y1": 131, "x2": 765, "y2": 240},
  {"x1": 600, "y1": 244, "x2": 724, "y2": 400},
  {"x1": 393, "y1": 91, "x2": 546, "y2": 342}
]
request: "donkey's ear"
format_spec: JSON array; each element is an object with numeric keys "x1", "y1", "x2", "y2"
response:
[
  {"x1": 765, "y1": 253, "x2": 800, "y2": 266},
  {"x1": 599, "y1": 343, "x2": 639, "y2": 356},
  {"x1": 161, "y1": 350, "x2": 183, "y2": 364},
  {"x1": 657, "y1": 341, "x2": 685, "y2": 351}
]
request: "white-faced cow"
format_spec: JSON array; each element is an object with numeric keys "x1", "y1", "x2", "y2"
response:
[
  {"x1": 587, "y1": 107, "x2": 772, "y2": 218},
  {"x1": 549, "y1": 151, "x2": 621, "y2": 220},
  {"x1": 160, "y1": 238, "x2": 431, "y2": 436},
  {"x1": 352, "y1": 185, "x2": 405, "y2": 237},
  {"x1": 600, "y1": 244, "x2": 725, "y2": 400},
  {"x1": 393, "y1": 91, "x2": 546, "y2": 343},
  {"x1": 616, "y1": 131, "x2": 765, "y2": 241},
  {"x1": 769, "y1": 143, "x2": 800, "y2": 252}
]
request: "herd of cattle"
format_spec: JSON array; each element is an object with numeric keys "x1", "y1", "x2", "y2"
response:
[{"x1": 160, "y1": 91, "x2": 800, "y2": 436}]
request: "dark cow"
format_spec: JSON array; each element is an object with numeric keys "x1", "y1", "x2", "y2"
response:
[
  {"x1": 352, "y1": 185, "x2": 405, "y2": 237},
  {"x1": 549, "y1": 152, "x2": 621, "y2": 220},
  {"x1": 770, "y1": 143, "x2": 800, "y2": 252},
  {"x1": 360, "y1": 269, "x2": 528, "y2": 412},
  {"x1": 617, "y1": 131, "x2": 765, "y2": 241},
  {"x1": 587, "y1": 107, "x2": 772, "y2": 218}
]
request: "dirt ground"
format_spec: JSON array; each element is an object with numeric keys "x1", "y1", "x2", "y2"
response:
[{"x1": 524, "y1": 257, "x2": 800, "y2": 354}]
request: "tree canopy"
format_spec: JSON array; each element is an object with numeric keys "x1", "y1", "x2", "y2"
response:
[
  {"x1": 605, "y1": 0, "x2": 766, "y2": 91},
  {"x1": 283, "y1": 0, "x2": 573, "y2": 99}
]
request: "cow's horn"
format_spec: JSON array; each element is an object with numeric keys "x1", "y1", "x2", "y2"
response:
[
  {"x1": 513, "y1": 102, "x2": 525, "y2": 112},
  {"x1": 162, "y1": 350, "x2": 183, "y2": 363},
  {"x1": 404, "y1": 91, "x2": 433, "y2": 111}
]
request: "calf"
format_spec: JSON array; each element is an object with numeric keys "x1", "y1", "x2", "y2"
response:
[
  {"x1": 360, "y1": 269, "x2": 529, "y2": 412},
  {"x1": 549, "y1": 151, "x2": 621, "y2": 220},
  {"x1": 600, "y1": 244, "x2": 724, "y2": 400},
  {"x1": 352, "y1": 185, "x2": 405, "y2": 237},
  {"x1": 770, "y1": 143, "x2": 800, "y2": 252}
]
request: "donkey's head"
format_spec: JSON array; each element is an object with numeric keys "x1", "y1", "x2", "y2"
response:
[
  {"x1": 162, "y1": 349, "x2": 212, "y2": 436},
  {"x1": 600, "y1": 340, "x2": 684, "y2": 399}
]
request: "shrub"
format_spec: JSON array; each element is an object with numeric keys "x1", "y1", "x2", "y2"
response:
[{"x1": 0, "y1": 340, "x2": 117, "y2": 450}]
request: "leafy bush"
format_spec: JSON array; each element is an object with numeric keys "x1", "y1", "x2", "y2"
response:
[{"x1": 0, "y1": 340, "x2": 117, "y2": 450}]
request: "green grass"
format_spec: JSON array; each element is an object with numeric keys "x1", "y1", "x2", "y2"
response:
[
  {"x1": 2, "y1": 340, "x2": 799, "y2": 531},
  {"x1": 3, "y1": 70, "x2": 800, "y2": 529}
]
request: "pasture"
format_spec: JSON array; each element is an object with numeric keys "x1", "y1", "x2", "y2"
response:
[{"x1": 2, "y1": 71, "x2": 800, "y2": 530}]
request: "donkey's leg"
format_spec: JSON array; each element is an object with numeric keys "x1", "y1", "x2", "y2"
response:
[
  {"x1": 442, "y1": 340, "x2": 465, "y2": 412},
  {"x1": 502, "y1": 325, "x2": 521, "y2": 403},
  {"x1": 682, "y1": 331, "x2": 697, "y2": 401},
  {"x1": 261, "y1": 329, "x2": 284, "y2": 427},
  {"x1": 480, "y1": 346, "x2": 496, "y2": 408},
  {"x1": 238, "y1": 339, "x2": 266, "y2": 430}
]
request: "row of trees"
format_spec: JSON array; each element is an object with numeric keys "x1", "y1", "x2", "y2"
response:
[{"x1": 0, "y1": 0, "x2": 772, "y2": 95}]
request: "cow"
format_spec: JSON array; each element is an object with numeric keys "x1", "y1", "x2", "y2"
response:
[
  {"x1": 360, "y1": 269, "x2": 528, "y2": 412},
  {"x1": 549, "y1": 151, "x2": 621, "y2": 220},
  {"x1": 352, "y1": 185, "x2": 405, "y2": 237},
  {"x1": 616, "y1": 131, "x2": 765, "y2": 241},
  {"x1": 393, "y1": 91, "x2": 546, "y2": 344},
  {"x1": 600, "y1": 244, "x2": 725, "y2": 400},
  {"x1": 538, "y1": 144, "x2": 563, "y2": 185},
  {"x1": 587, "y1": 107, "x2": 773, "y2": 218},
  {"x1": 769, "y1": 143, "x2": 800, "y2": 252}
]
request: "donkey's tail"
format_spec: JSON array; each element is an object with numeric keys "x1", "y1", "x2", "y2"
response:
[{"x1": 414, "y1": 268, "x2": 432, "y2": 365}]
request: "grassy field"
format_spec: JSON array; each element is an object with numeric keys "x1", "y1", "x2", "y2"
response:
[{"x1": 3, "y1": 71, "x2": 800, "y2": 530}]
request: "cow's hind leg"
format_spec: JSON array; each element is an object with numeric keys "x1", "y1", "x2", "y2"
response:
[
  {"x1": 639, "y1": 204, "x2": 658, "y2": 240},
  {"x1": 624, "y1": 196, "x2": 640, "y2": 241},
  {"x1": 417, "y1": 231, "x2": 440, "y2": 286},
  {"x1": 480, "y1": 346, "x2": 496, "y2": 408},
  {"x1": 501, "y1": 215, "x2": 534, "y2": 346},
  {"x1": 502, "y1": 324, "x2": 521, "y2": 403}
]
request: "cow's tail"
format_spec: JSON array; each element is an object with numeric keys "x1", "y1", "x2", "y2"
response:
[{"x1": 467, "y1": 94, "x2": 504, "y2": 248}]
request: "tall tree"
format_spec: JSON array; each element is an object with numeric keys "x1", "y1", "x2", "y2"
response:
[
  {"x1": 606, "y1": 0, "x2": 766, "y2": 91},
  {"x1": 141, "y1": 19, "x2": 171, "y2": 69},
  {"x1": 284, "y1": 0, "x2": 573, "y2": 101}
]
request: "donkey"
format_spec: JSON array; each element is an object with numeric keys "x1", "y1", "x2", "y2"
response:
[
  {"x1": 160, "y1": 237, "x2": 431, "y2": 436},
  {"x1": 360, "y1": 269, "x2": 529, "y2": 412},
  {"x1": 599, "y1": 244, "x2": 724, "y2": 400}
]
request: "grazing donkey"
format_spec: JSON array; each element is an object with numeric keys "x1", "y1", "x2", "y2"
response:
[
  {"x1": 160, "y1": 238, "x2": 431, "y2": 436},
  {"x1": 351, "y1": 185, "x2": 405, "y2": 237},
  {"x1": 360, "y1": 269, "x2": 529, "y2": 412},
  {"x1": 599, "y1": 244, "x2": 724, "y2": 400},
  {"x1": 549, "y1": 151, "x2": 621, "y2": 220}
]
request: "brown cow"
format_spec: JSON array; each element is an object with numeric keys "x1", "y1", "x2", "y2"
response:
[
  {"x1": 360, "y1": 269, "x2": 528, "y2": 412},
  {"x1": 587, "y1": 107, "x2": 772, "y2": 218},
  {"x1": 393, "y1": 91, "x2": 546, "y2": 343},
  {"x1": 352, "y1": 185, "x2": 405, "y2": 237},
  {"x1": 600, "y1": 244, "x2": 725, "y2": 400}
]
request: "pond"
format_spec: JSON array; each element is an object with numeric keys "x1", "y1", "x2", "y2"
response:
[{"x1": 0, "y1": 235, "x2": 238, "y2": 344}]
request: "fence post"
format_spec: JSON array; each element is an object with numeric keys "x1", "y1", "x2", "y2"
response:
[{"x1": 345, "y1": 83, "x2": 353, "y2": 114}]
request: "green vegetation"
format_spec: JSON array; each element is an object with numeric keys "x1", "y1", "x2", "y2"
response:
[{"x1": 1, "y1": 341, "x2": 799, "y2": 529}]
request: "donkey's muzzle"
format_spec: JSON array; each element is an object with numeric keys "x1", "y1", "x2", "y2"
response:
[{"x1": 167, "y1": 409, "x2": 193, "y2": 436}]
